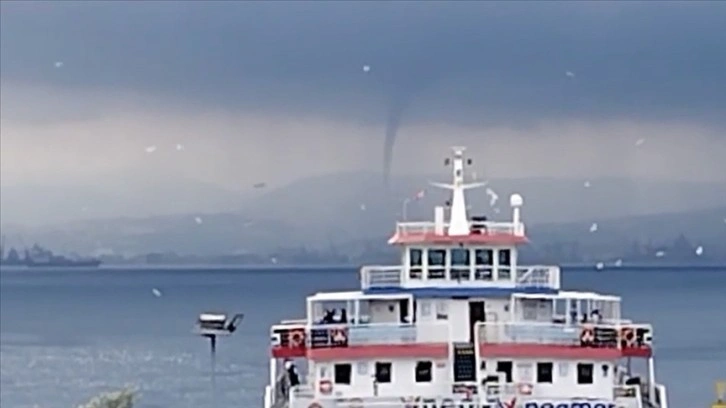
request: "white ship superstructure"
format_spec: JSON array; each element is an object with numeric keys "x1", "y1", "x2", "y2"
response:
[{"x1": 263, "y1": 147, "x2": 668, "y2": 408}]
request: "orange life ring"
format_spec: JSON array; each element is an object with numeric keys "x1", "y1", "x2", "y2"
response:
[
  {"x1": 580, "y1": 325, "x2": 595, "y2": 344},
  {"x1": 619, "y1": 327, "x2": 636, "y2": 348},
  {"x1": 518, "y1": 383, "x2": 533, "y2": 395},
  {"x1": 308, "y1": 403, "x2": 323, "y2": 408},
  {"x1": 289, "y1": 329, "x2": 305, "y2": 347},
  {"x1": 318, "y1": 379, "x2": 332, "y2": 395}
]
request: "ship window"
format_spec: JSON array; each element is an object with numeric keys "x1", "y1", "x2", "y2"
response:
[
  {"x1": 536, "y1": 362, "x2": 553, "y2": 383},
  {"x1": 497, "y1": 249, "x2": 511, "y2": 280},
  {"x1": 474, "y1": 249, "x2": 493, "y2": 280},
  {"x1": 409, "y1": 248, "x2": 423, "y2": 279},
  {"x1": 427, "y1": 249, "x2": 446, "y2": 279},
  {"x1": 577, "y1": 363, "x2": 594, "y2": 384},
  {"x1": 375, "y1": 362, "x2": 392, "y2": 383},
  {"x1": 334, "y1": 363, "x2": 352, "y2": 384},
  {"x1": 496, "y1": 361, "x2": 513, "y2": 383},
  {"x1": 415, "y1": 361, "x2": 433, "y2": 382},
  {"x1": 450, "y1": 248, "x2": 470, "y2": 281}
]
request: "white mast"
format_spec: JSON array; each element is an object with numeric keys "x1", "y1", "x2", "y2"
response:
[{"x1": 430, "y1": 146, "x2": 487, "y2": 236}]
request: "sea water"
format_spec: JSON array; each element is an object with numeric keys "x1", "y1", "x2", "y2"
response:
[{"x1": 1, "y1": 267, "x2": 724, "y2": 408}]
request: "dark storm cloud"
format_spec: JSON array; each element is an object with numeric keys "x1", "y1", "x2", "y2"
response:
[
  {"x1": 2, "y1": 1, "x2": 726, "y2": 183},
  {"x1": 2, "y1": 1, "x2": 725, "y2": 124}
]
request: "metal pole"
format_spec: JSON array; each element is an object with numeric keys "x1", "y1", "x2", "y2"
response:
[
  {"x1": 402, "y1": 198, "x2": 410, "y2": 221},
  {"x1": 210, "y1": 335, "x2": 217, "y2": 408}
]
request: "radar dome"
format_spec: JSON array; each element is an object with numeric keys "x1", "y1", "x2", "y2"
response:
[{"x1": 510, "y1": 194, "x2": 524, "y2": 207}]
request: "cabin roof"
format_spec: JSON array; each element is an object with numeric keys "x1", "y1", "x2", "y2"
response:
[
  {"x1": 388, "y1": 232, "x2": 528, "y2": 246},
  {"x1": 308, "y1": 291, "x2": 411, "y2": 302},
  {"x1": 363, "y1": 286, "x2": 559, "y2": 298},
  {"x1": 514, "y1": 290, "x2": 620, "y2": 302}
]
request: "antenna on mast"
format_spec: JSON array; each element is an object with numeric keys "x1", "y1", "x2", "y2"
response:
[{"x1": 430, "y1": 146, "x2": 487, "y2": 236}]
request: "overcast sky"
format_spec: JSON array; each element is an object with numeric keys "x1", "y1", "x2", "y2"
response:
[{"x1": 2, "y1": 1, "x2": 726, "y2": 191}]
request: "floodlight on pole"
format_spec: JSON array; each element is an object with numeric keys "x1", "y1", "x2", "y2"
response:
[{"x1": 194, "y1": 312, "x2": 244, "y2": 408}]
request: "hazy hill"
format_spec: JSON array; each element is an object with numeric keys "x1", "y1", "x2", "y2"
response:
[
  {"x1": 2, "y1": 172, "x2": 724, "y2": 257},
  {"x1": 0, "y1": 177, "x2": 246, "y2": 226},
  {"x1": 239, "y1": 171, "x2": 726, "y2": 226}
]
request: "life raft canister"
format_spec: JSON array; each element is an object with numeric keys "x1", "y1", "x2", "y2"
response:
[
  {"x1": 441, "y1": 397, "x2": 456, "y2": 408},
  {"x1": 400, "y1": 396, "x2": 421, "y2": 408}
]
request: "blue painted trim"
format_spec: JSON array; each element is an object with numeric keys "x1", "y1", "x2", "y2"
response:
[{"x1": 363, "y1": 286, "x2": 558, "y2": 298}]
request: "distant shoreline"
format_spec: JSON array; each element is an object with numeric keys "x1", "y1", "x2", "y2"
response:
[{"x1": 1, "y1": 263, "x2": 725, "y2": 272}]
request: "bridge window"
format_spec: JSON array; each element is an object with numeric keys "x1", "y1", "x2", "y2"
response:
[
  {"x1": 415, "y1": 361, "x2": 433, "y2": 382},
  {"x1": 536, "y1": 362, "x2": 553, "y2": 383},
  {"x1": 474, "y1": 249, "x2": 493, "y2": 280},
  {"x1": 334, "y1": 363, "x2": 352, "y2": 385},
  {"x1": 450, "y1": 248, "x2": 470, "y2": 281},
  {"x1": 375, "y1": 362, "x2": 392, "y2": 383},
  {"x1": 497, "y1": 249, "x2": 511, "y2": 280},
  {"x1": 409, "y1": 248, "x2": 423, "y2": 279},
  {"x1": 427, "y1": 249, "x2": 446, "y2": 279},
  {"x1": 577, "y1": 363, "x2": 594, "y2": 384}
]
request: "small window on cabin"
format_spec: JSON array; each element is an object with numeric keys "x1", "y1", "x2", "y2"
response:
[
  {"x1": 334, "y1": 363, "x2": 352, "y2": 384},
  {"x1": 577, "y1": 363, "x2": 594, "y2": 384},
  {"x1": 496, "y1": 361, "x2": 513, "y2": 383},
  {"x1": 497, "y1": 249, "x2": 512, "y2": 280},
  {"x1": 474, "y1": 249, "x2": 493, "y2": 280},
  {"x1": 415, "y1": 361, "x2": 433, "y2": 382},
  {"x1": 450, "y1": 248, "x2": 470, "y2": 281},
  {"x1": 536, "y1": 362, "x2": 553, "y2": 383},
  {"x1": 409, "y1": 249, "x2": 423, "y2": 279},
  {"x1": 427, "y1": 249, "x2": 446, "y2": 279},
  {"x1": 498, "y1": 249, "x2": 511, "y2": 266},
  {"x1": 375, "y1": 362, "x2": 392, "y2": 383}
]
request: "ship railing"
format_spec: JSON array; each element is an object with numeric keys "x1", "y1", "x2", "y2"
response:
[
  {"x1": 615, "y1": 384, "x2": 642, "y2": 400},
  {"x1": 307, "y1": 321, "x2": 450, "y2": 348},
  {"x1": 360, "y1": 265, "x2": 403, "y2": 288},
  {"x1": 477, "y1": 321, "x2": 653, "y2": 349},
  {"x1": 515, "y1": 265, "x2": 560, "y2": 289},
  {"x1": 361, "y1": 264, "x2": 560, "y2": 290},
  {"x1": 653, "y1": 383, "x2": 668, "y2": 408},
  {"x1": 394, "y1": 220, "x2": 523, "y2": 236}
]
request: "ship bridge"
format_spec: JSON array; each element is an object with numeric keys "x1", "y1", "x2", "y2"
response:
[
  {"x1": 363, "y1": 146, "x2": 559, "y2": 298},
  {"x1": 264, "y1": 146, "x2": 665, "y2": 408}
]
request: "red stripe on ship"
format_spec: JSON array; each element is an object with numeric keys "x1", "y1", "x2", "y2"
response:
[
  {"x1": 479, "y1": 344, "x2": 652, "y2": 359},
  {"x1": 271, "y1": 343, "x2": 651, "y2": 360}
]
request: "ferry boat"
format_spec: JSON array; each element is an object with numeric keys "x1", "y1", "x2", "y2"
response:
[{"x1": 263, "y1": 147, "x2": 669, "y2": 408}]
